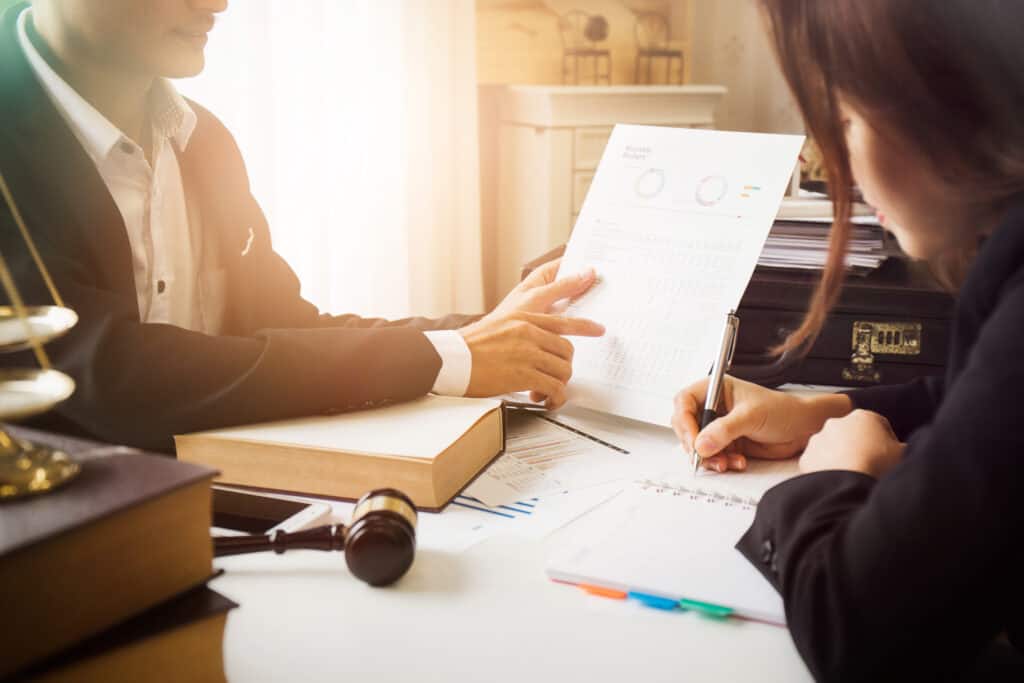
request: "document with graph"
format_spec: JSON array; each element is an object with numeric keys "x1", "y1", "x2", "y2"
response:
[
  {"x1": 558, "y1": 125, "x2": 804, "y2": 426},
  {"x1": 463, "y1": 409, "x2": 634, "y2": 507}
]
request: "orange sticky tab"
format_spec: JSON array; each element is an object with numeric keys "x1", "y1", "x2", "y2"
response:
[{"x1": 579, "y1": 584, "x2": 628, "y2": 599}]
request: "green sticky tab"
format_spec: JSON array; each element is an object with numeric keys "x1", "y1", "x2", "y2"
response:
[{"x1": 677, "y1": 598, "x2": 733, "y2": 618}]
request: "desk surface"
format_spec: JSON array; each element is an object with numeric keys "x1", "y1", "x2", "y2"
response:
[
  {"x1": 212, "y1": 536, "x2": 810, "y2": 683},
  {"x1": 210, "y1": 404, "x2": 814, "y2": 682}
]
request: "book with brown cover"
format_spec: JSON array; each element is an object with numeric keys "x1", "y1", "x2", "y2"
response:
[
  {"x1": 18, "y1": 584, "x2": 236, "y2": 683},
  {"x1": 18, "y1": 581, "x2": 234, "y2": 683},
  {"x1": 0, "y1": 426, "x2": 218, "y2": 679},
  {"x1": 176, "y1": 395, "x2": 505, "y2": 511}
]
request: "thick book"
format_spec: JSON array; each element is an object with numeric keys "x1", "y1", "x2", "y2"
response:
[
  {"x1": 0, "y1": 426, "x2": 217, "y2": 679},
  {"x1": 20, "y1": 585, "x2": 236, "y2": 683},
  {"x1": 175, "y1": 395, "x2": 505, "y2": 511}
]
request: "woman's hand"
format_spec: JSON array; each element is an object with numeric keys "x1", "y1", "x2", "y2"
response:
[
  {"x1": 672, "y1": 375, "x2": 853, "y2": 472},
  {"x1": 799, "y1": 409, "x2": 905, "y2": 478}
]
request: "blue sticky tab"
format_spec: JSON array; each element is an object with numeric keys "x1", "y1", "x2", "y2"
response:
[{"x1": 628, "y1": 591, "x2": 680, "y2": 611}]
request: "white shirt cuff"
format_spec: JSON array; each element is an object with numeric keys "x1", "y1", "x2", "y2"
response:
[{"x1": 424, "y1": 330, "x2": 472, "y2": 397}]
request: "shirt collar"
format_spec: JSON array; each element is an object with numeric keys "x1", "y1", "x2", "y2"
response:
[
  {"x1": 16, "y1": 7, "x2": 197, "y2": 164},
  {"x1": 148, "y1": 78, "x2": 197, "y2": 152}
]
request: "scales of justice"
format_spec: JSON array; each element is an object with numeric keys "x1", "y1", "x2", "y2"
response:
[{"x1": 0, "y1": 168, "x2": 80, "y2": 500}]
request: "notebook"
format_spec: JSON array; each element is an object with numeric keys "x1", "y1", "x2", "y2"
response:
[{"x1": 546, "y1": 477, "x2": 786, "y2": 626}]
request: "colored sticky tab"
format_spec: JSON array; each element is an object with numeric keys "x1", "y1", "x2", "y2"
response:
[
  {"x1": 628, "y1": 591, "x2": 680, "y2": 611},
  {"x1": 677, "y1": 598, "x2": 734, "y2": 618},
  {"x1": 580, "y1": 584, "x2": 627, "y2": 600}
]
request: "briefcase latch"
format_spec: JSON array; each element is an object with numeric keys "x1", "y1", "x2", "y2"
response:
[{"x1": 842, "y1": 321, "x2": 922, "y2": 384}]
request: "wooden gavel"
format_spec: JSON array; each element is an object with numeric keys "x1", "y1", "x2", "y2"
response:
[{"x1": 213, "y1": 488, "x2": 417, "y2": 586}]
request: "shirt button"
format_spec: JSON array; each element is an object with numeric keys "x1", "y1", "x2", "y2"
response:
[
  {"x1": 760, "y1": 539, "x2": 775, "y2": 565},
  {"x1": 157, "y1": 280, "x2": 166, "y2": 294},
  {"x1": 119, "y1": 141, "x2": 135, "y2": 155}
]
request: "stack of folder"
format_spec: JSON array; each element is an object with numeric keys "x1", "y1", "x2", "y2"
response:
[
  {"x1": 0, "y1": 426, "x2": 233, "y2": 683},
  {"x1": 758, "y1": 197, "x2": 892, "y2": 274},
  {"x1": 759, "y1": 220, "x2": 889, "y2": 274}
]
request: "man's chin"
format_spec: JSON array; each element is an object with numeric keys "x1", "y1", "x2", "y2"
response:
[{"x1": 156, "y1": 53, "x2": 206, "y2": 79}]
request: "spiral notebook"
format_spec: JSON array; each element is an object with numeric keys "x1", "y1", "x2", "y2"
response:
[{"x1": 546, "y1": 476, "x2": 787, "y2": 626}]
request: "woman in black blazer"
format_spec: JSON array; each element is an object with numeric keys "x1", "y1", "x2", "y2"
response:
[{"x1": 672, "y1": 1, "x2": 1024, "y2": 680}]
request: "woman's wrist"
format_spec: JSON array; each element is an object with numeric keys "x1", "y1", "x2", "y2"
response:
[{"x1": 798, "y1": 392, "x2": 855, "y2": 434}]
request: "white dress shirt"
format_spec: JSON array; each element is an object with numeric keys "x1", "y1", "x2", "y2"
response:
[{"x1": 17, "y1": 7, "x2": 471, "y2": 395}]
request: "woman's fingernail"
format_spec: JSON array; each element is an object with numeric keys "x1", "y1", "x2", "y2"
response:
[
  {"x1": 579, "y1": 267, "x2": 596, "y2": 280},
  {"x1": 716, "y1": 462, "x2": 726, "y2": 473},
  {"x1": 695, "y1": 435, "x2": 715, "y2": 454}
]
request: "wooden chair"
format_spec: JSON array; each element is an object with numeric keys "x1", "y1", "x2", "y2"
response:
[
  {"x1": 634, "y1": 13, "x2": 683, "y2": 85},
  {"x1": 558, "y1": 10, "x2": 612, "y2": 85}
]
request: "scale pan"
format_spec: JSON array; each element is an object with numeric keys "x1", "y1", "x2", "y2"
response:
[
  {"x1": 0, "y1": 368, "x2": 75, "y2": 421},
  {"x1": 0, "y1": 306, "x2": 78, "y2": 353}
]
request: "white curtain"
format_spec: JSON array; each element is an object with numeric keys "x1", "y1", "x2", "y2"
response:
[{"x1": 178, "y1": 0, "x2": 484, "y2": 320}]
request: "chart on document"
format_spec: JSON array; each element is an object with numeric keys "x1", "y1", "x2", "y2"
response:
[
  {"x1": 559, "y1": 125, "x2": 804, "y2": 426},
  {"x1": 463, "y1": 411, "x2": 632, "y2": 507}
]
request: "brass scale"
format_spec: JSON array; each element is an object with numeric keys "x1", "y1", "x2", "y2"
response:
[{"x1": 0, "y1": 168, "x2": 79, "y2": 500}]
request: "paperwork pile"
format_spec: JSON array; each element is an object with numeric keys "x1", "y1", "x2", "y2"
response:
[
  {"x1": 759, "y1": 220, "x2": 889, "y2": 273},
  {"x1": 758, "y1": 196, "x2": 891, "y2": 274}
]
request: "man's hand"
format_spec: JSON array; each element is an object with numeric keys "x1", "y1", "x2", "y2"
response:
[
  {"x1": 799, "y1": 409, "x2": 905, "y2": 479},
  {"x1": 459, "y1": 259, "x2": 604, "y2": 409}
]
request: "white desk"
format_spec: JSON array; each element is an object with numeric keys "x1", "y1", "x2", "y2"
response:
[{"x1": 210, "y1": 406, "x2": 814, "y2": 682}]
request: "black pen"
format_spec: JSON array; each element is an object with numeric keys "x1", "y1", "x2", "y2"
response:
[{"x1": 692, "y1": 311, "x2": 740, "y2": 474}]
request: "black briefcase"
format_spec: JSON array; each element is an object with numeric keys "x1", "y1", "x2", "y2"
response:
[{"x1": 732, "y1": 259, "x2": 954, "y2": 387}]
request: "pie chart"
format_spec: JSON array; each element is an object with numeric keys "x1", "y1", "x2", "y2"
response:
[
  {"x1": 695, "y1": 175, "x2": 728, "y2": 206},
  {"x1": 634, "y1": 168, "x2": 666, "y2": 199}
]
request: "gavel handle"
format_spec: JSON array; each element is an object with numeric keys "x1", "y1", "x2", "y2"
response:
[{"x1": 214, "y1": 524, "x2": 347, "y2": 557}]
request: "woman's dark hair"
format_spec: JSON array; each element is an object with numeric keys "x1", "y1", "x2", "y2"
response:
[{"x1": 759, "y1": 0, "x2": 1024, "y2": 353}]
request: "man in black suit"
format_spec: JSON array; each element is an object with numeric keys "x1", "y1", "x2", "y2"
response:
[{"x1": 0, "y1": 0, "x2": 604, "y2": 450}]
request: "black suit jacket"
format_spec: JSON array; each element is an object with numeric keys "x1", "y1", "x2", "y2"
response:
[
  {"x1": 0, "y1": 4, "x2": 477, "y2": 451},
  {"x1": 738, "y1": 200, "x2": 1024, "y2": 681}
]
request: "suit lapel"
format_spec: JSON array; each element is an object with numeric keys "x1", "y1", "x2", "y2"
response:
[{"x1": 0, "y1": 3, "x2": 136, "y2": 300}]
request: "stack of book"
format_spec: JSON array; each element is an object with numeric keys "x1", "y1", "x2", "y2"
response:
[
  {"x1": 1, "y1": 426, "x2": 232, "y2": 683},
  {"x1": 757, "y1": 196, "x2": 893, "y2": 274}
]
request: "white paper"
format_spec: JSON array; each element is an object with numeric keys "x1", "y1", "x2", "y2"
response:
[
  {"x1": 416, "y1": 485, "x2": 624, "y2": 553},
  {"x1": 464, "y1": 411, "x2": 634, "y2": 507},
  {"x1": 642, "y1": 457, "x2": 801, "y2": 505},
  {"x1": 559, "y1": 125, "x2": 804, "y2": 426}
]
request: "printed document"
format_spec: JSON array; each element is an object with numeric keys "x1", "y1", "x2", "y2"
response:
[
  {"x1": 464, "y1": 411, "x2": 633, "y2": 507},
  {"x1": 559, "y1": 125, "x2": 804, "y2": 425}
]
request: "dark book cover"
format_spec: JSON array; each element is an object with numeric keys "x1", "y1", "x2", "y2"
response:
[
  {"x1": 12, "y1": 584, "x2": 237, "y2": 682},
  {"x1": 0, "y1": 424, "x2": 217, "y2": 558}
]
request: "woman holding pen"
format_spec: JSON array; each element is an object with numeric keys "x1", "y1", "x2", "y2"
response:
[{"x1": 672, "y1": 1, "x2": 1024, "y2": 680}]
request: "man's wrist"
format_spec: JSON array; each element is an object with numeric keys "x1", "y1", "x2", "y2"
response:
[{"x1": 423, "y1": 330, "x2": 472, "y2": 396}]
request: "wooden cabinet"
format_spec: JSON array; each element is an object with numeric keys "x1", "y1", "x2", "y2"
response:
[{"x1": 494, "y1": 85, "x2": 726, "y2": 294}]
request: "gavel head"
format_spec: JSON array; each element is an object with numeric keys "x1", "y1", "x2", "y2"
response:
[{"x1": 345, "y1": 488, "x2": 418, "y2": 586}]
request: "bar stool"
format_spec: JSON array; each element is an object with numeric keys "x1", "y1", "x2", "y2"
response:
[
  {"x1": 634, "y1": 13, "x2": 683, "y2": 85},
  {"x1": 559, "y1": 10, "x2": 611, "y2": 85}
]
